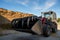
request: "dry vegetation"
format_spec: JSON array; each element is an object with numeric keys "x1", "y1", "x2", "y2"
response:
[
  {"x1": 0, "y1": 8, "x2": 33, "y2": 21},
  {"x1": 0, "y1": 8, "x2": 33, "y2": 29}
]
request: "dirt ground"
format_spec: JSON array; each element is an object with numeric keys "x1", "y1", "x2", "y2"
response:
[{"x1": 0, "y1": 23, "x2": 60, "y2": 40}]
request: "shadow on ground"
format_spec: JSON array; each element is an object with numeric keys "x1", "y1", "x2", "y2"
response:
[{"x1": 0, "y1": 30, "x2": 60, "y2": 40}]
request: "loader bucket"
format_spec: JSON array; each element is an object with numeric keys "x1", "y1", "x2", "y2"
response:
[
  {"x1": 11, "y1": 16, "x2": 42, "y2": 34},
  {"x1": 31, "y1": 20, "x2": 42, "y2": 35}
]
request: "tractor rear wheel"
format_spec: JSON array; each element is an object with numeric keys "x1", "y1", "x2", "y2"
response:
[{"x1": 52, "y1": 22, "x2": 57, "y2": 33}]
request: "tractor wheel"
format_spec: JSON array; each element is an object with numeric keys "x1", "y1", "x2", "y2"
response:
[
  {"x1": 52, "y1": 22, "x2": 57, "y2": 33},
  {"x1": 11, "y1": 19, "x2": 16, "y2": 29},
  {"x1": 43, "y1": 25, "x2": 51, "y2": 37}
]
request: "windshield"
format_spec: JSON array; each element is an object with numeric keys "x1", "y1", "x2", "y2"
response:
[{"x1": 44, "y1": 13, "x2": 50, "y2": 18}]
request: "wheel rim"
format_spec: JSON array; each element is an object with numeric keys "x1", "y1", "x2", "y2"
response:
[
  {"x1": 46, "y1": 26, "x2": 51, "y2": 35},
  {"x1": 47, "y1": 28, "x2": 51, "y2": 35}
]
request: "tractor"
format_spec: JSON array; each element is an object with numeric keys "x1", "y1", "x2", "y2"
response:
[
  {"x1": 40, "y1": 11, "x2": 57, "y2": 36},
  {"x1": 11, "y1": 11, "x2": 57, "y2": 37}
]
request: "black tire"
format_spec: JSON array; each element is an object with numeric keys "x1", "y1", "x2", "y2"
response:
[
  {"x1": 11, "y1": 19, "x2": 17, "y2": 29},
  {"x1": 43, "y1": 25, "x2": 51, "y2": 37},
  {"x1": 52, "y1": 22, "x2": 57, "y2": 33}
]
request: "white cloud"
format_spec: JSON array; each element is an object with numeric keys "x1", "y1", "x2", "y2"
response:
[
  {"x1": 33, "y1": 0, "x2": 56, "y2": 11},
  {"x1": 44, "y1": 0, "x2": 56, "y2": 9},
  {"x1": 32, "y1": 1, "x2": 42, "y2": 10},
  {"x1": 4, "y1": 0, "x2": 12, "y2": 2},
  {"x1": 34, "y1": 6, "x2": 42, "y2": 10},
  {"x1": 3, "y1": 0, "x2": 30, "y2": 6},
  {"x1": 3, "y1": 0, "x2": 56, "y2": 11},
  {"x1": 16, "y1": 0, "x2": 29, "y2": 6}
]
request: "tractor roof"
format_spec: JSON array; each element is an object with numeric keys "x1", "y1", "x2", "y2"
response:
[{"x1": 41, "y1": 11, "x2": 56, "y2": 15}]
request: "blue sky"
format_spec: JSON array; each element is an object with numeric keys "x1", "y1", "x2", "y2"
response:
[{"x1": 0, "y1": 0, "x2": 60, "y2": 18}]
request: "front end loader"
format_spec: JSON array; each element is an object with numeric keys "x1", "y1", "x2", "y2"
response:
[{"x1": 11, "y1": 11, "x2": 57, "y2": 37}]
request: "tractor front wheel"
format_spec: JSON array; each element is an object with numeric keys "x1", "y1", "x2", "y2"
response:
[{"x1": 43, "y1": 25, "x2": 51, "y2": 37}]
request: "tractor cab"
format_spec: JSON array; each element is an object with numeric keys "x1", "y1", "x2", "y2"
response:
[{"x1": 41, "y1": 11, "x2": 57, "y2": 21}]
